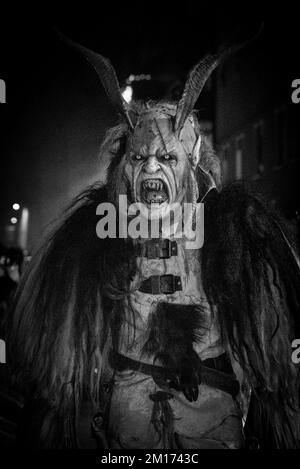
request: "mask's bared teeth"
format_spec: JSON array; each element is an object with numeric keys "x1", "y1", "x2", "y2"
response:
[{"x1": 141, "y1": 179, "x2": 168, "y2": 203}]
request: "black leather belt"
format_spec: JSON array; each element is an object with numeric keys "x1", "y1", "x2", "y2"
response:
[
  {"x1": 139, "y1": 274, "x2": 182, "y2": 295},
  {"x1": 109, "y1": 350, "x2": 240, "y2": 398},
  {"x1": 141, "y1": 239, "x2": 178, "y2": 259}
]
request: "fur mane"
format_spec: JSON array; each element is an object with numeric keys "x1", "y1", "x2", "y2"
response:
[
  {"x1": 7, "y1": 185, "x2": 136, "y2": 447},
  {"x1": 202, "y1": 182, "x2": 300, "y2": 448}
]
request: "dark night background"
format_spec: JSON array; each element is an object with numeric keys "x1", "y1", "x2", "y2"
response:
[{"x1": 0, "y1": 3, "x2": 299, "y2": 253}]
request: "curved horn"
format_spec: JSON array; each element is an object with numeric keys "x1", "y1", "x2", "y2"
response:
[
  {"x1": 175, "y1": 24, "x2": 263, "y2": 133},
  {"x1": 57, "y1": 31, "x2": 134, "y2": 130}
]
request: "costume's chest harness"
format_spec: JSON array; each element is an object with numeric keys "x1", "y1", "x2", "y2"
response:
[
  {"x1": 117, "y1": 237, "x2": 223, "y2": 361},
  {"x1": 132, "y1": 237, "x2": 206, "y2": 309}
]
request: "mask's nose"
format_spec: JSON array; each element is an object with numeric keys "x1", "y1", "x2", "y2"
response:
[{"x1": 143, "y1": 156, "x2": 160, "y2": 174}]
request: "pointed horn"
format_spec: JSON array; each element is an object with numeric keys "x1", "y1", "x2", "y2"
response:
[
  {"x1": 175, "y1": 23, "x2": 264, "y2": 133},
  {"x1": 57, "y1": 31, "x2": 134, "y2": 130}
]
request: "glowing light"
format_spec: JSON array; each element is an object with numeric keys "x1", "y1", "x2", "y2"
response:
[
  {"x1": 11, "y1": 217, "x2": 17, "y2": 224},
  {"x1": 122, "y1": 85, "x2": 133, "y2": 104},
  {"x1": 13, "y1": 203, "x2": 20, "y2": 211},
  {"x1": 127, "y1": 74, "x2": 151, "y2": 84}
]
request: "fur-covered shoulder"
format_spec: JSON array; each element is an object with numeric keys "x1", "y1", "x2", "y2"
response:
[
  {"x1": 7, "y1": 184, "x2": 136, "y2": 447},
  {"x1": 202, "y1": 182, "x2": 300, "y2": 448}
]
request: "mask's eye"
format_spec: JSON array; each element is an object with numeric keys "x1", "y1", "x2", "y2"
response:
[
  {"x1": 161, "y1": 154, "x2": 176, "y2": 162},
  {"x1": 134, "y1": 154, "x2": 142, "y2": 161}
]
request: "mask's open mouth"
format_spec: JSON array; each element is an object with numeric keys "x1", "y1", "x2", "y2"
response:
[{"x1": 140, "y1": 178, "x2": 169, "y2": 205}]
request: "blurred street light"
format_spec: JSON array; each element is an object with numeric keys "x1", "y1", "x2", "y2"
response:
[{"x1": 122, "y1": 85, "x2": 133, "y2": 104}]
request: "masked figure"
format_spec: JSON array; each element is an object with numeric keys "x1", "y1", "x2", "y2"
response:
[{"x1": 5, "y1": 33, "x2": 300, "y2": 449}]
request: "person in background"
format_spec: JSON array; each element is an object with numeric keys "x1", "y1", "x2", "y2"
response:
[{"x1": 0, "y1": 246, "x2": 24, "y2": 334}]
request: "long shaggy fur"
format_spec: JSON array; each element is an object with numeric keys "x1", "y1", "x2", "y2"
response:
[
  {"x1": 7, "y1": 185, "x2": 136, "y2": 447},
  {"x1": 202, "y1": 182, "x2": 300, "y2": 448},
  {"x1": 142, "y1": 303, "x2": 207, "y2": 359}
]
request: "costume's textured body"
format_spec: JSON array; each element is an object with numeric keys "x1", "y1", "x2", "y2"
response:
[
  {"x1": 108, "y1": 237, "x2": 243, "y2": 449},
  {"x1": 5, "y1": 31, "x2": 300, "y2": 449}
]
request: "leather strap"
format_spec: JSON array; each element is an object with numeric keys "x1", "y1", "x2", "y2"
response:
[
  {"x1": 109, "y1": 350, "x2": 240, "y2": 398},
  {"x1": 141, "y1": 239, "x2": 178, "y2": 259},
  {"x1": 139, "y1": 274, "x2": 182, "y2": 295}
]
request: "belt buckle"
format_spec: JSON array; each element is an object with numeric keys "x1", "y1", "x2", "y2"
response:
[
  {"x1": 160, "y1": 240, "x2": 178, "y2": 258},
  {"x1": 144, "y1": 239, "x2": 177, "y2": 259},
  {"x1": 159, "y1": 274, "x2": 177, "y2": 294},
  {"x1": 160, "y1": 239, "x2": 171, "y2": 259}
]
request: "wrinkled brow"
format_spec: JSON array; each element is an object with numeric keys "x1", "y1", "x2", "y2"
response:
[{"x1": 131, "y1": 137, "x2": 179, "y2": 158}]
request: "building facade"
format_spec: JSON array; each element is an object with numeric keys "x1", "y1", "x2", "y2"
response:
[{"x1": 215, "y1": 27, "x2": 300, "y2": 226}]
